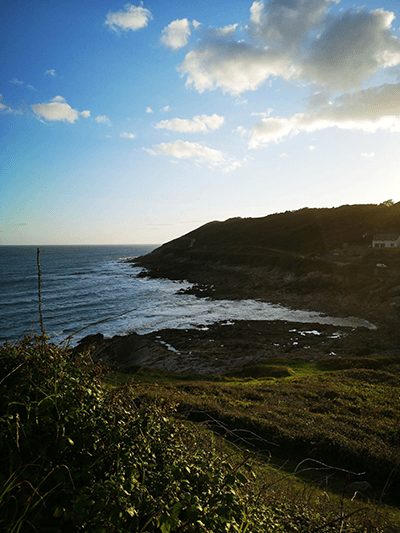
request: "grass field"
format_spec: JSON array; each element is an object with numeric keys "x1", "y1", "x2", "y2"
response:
[{"x1": 1, "y1": 336, "x2": 399, "y2": 532}]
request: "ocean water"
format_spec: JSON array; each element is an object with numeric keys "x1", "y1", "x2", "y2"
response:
[{"x1": 0, "y1": 245, "x2": 375, "y2": 345}]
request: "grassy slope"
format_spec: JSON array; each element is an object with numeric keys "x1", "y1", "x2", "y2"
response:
[
  {"x1": 121, "y1": 355, "x2": 400, "y2": 506},
  {"x1": 1, "y1": 337, "x2": 400, "y2": 532}
]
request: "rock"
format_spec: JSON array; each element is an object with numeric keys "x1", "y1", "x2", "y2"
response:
[{"x1": 345, "y1": 481, "x2": 373, "y2": 500}]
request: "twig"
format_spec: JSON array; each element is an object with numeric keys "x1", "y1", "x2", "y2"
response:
[
  {"x1": 37, "y1": 248, "x2": 45, "y2": 337},
  {"x1": 294, "y1": 458, "x2": 365, "y2": 477},
  {"x1": 379, "y1": 465, "x2": 398, "y2": 502},
  {"x1": 0, "y1": 362, "x2": 25, "y2": 386},
  {"x1": 58, "y1": 307, "x2": 138, "y2": 346}
]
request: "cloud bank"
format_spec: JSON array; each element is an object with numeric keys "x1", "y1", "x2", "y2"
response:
[
  {"x1": 249, "y1": 82, "x2": 400, "y2": 147},
  {"x1": 179, "y1": 0, "x2": 400, "y2": 95}
]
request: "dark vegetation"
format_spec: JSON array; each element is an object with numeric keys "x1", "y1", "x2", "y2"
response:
[
  {"x1": 2, "y1": 203, "x2": 400, "y2": 531},
  {"x1": 1, "y1": 336, "x2": 400, "y2": 532},
  {"x1": 133, "y1": 203, "x2": 400, "y2": 282},
  {"x1": 146, "y1": 202, "x2": 400, "y2": 257}
]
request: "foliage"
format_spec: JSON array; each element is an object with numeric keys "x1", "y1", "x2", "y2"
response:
[
  {"x1": 380, "y1": 200, "x2": 394, "y2": 207},
  {"x1": 125, "y1": 356, "x2": 400, "y2": 504},
  {"x1": 1, "y1": 337, "x2": 399, "y2": 532},
  {"x1": 0, "y1": 337, "x2": 257, "y2": 532}
]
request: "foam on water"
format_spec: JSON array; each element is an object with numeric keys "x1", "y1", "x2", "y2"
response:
[{"x1": 0, "y1": 245, "x2": 376, "y2": 345}]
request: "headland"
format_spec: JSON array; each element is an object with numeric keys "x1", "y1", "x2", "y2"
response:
[{"x1": 77, "y1": 203, "x2": 400, "y2": 374}]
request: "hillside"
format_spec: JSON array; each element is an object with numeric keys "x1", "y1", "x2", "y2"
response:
[
  {"x1": 133, "y1": 203, "x2": 400, "y2": 330},
  {"x1": 145, "y1": 202, "x2": 400, "y2": 256}
]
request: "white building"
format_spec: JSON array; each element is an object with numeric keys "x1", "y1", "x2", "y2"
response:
[{"x1": 372, "y1": 234, "x2": 400, "y2": 248}]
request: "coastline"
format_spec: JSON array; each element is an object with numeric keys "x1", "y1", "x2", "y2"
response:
[
  {"x1": 75, "y1": 317, "x2": 398, "y2": 376},
  {"x1": 77, "y1": 237, "x2": 400, "y2": 374}
]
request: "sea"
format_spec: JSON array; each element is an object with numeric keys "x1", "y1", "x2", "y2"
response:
[{"x1": 0, "y1": 245, "x2": 375, "y2": 346}]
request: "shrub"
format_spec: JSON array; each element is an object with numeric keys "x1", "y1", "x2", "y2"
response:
[{"x1": 0, "y1": 337, "x2": 270, "y2": 532}]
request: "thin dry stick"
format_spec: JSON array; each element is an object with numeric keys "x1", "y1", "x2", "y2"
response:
[
  {"x1": 37, "y1": 247, "x2": 45, "y2": 337},
  {"x1": 58, "y1": 307, "x2": 138, "y2": 346}
]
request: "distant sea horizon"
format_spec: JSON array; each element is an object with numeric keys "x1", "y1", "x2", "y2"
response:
[
  {"x1": 0, "y1": 244, "x2": 158, "y2": 344},
  {"x1": 0, "y1": 245, "x2": 376, "y2": 346}
]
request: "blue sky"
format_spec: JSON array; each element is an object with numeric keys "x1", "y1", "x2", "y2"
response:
[{"x1": 1, "y1": 0, "x2": 400, "y2": 245}]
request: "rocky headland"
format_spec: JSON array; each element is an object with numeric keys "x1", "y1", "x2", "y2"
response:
[{"x1": 76, "y1": 203, "x2": 400, "y2": 374}]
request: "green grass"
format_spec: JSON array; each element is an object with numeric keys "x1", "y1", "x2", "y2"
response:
[
  {"x1": 1, "y1": 336, "x2": 399, "y2": 532},
  {"x1": 115, "y1": 356, "x2": 400, "y2": 505}
]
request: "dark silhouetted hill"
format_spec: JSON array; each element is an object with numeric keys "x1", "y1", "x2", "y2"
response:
[
  {"x1": 133, "y1": 203, "x2": 400, "y2": 329},
  {"x1": 159, "y1": 202, "x2": 400, "y2": 255}
]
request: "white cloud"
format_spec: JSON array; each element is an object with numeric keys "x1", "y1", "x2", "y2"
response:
[
  {"x1": 179, "y1": 1, "x2": 400, "y2": 95},
  {"x1": 309, "y1": 145, "x2": 316, "y2": 151},
  {"x1": 250, "y1": 116, "x2": 295, "y2": 147},
  {"x1": 146, "y1": 107, "x2": 153, "y2": 113},
  {"x1": 161, "y1": 105, "x2": 170, "y2": 112},
  {"x1": 120, "y1": 132, "x2": 136, "y2": 139},
  {"x1": 144, "y1": 140, "x2": 241, "y2": 172},
  {"x1": 235, "y1": 126, "x2": 248, "y2": 136},
  {"x1": 179, "y1": 42, "x2": 293, "y2": 95},
  {"x1": 105, "y1": 3, "x2": 152, "y2": 33},
  {"x1": 155, "y1": 114, "x2": 225, "y2": 133},
  {"x1": 96, "y1": 115, "x2": 111, "y2": 125},
  {"x1": 10, "y1": 78, "x2": 23, "y2": 85},
  {"x1": 249, "y1": 1, "x2": 264, "y2": 25},
  {"x1": 362, "y1": 152, "x2": 375, "y2": 158},
  {"x1": 248, "y1": 0, "x2": 334, "y2": 51},
  {"x1": 45, "y1": 69, "x2": 56, "y2": 77},
  {"x1": 161, "y1": 18, "x2": 191, "y2": 50},
  {"x1": 301, "y1": 8, "x2": 400, "y2": 89},
  {"x1": 249, "y1": 82, "x2": 400, "y2": 147},
  {"x1": 209, "y1": 24, "x2": 238, "y2": 38},
  {"x1": 251, "y1": 109, "x2": 273, "y2": 117},
  {"x1": 31, "y1": 96, "x2": 90, "y2": 123},
  {"x1": 0, "y1": 94, "x2": 12, "y2": 113}
]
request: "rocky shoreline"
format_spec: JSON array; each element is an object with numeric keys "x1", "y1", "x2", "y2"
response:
[
  {"x1": 75, "y1": 317, "x2": 399, "y2": 376},
  {"x1": 76, "y1": 235, "x2": 400, "y2": 375}
]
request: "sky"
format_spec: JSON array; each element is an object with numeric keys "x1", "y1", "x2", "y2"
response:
[{"x1": 1, "y1": 0, "x2": 400, "y2": 245}]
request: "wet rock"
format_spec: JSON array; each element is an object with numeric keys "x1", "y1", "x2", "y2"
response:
[
  {"x1": 73, "y1": 320, "x2": 399, "y2": 376},
  {"x1": 345, "y1": 481, "x2": 373, "y2": 500}
]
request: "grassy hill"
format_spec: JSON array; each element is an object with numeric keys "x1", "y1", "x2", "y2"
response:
[{"x1": 150, "y1": 202, "x2": 400, "y2": 256}]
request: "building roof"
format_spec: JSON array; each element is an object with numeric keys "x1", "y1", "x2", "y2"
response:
[{"x1": 373, "y1": 234, "x2": 400, "y2": 241}]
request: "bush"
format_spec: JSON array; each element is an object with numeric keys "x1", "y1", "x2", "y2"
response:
[{"x1": 0, "y1": 337, "x2": 272, "y2": 532}]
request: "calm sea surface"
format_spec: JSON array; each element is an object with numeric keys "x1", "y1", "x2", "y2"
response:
[{"x1": 0, "y1": 245, "x2": 375, "y2": 345}]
